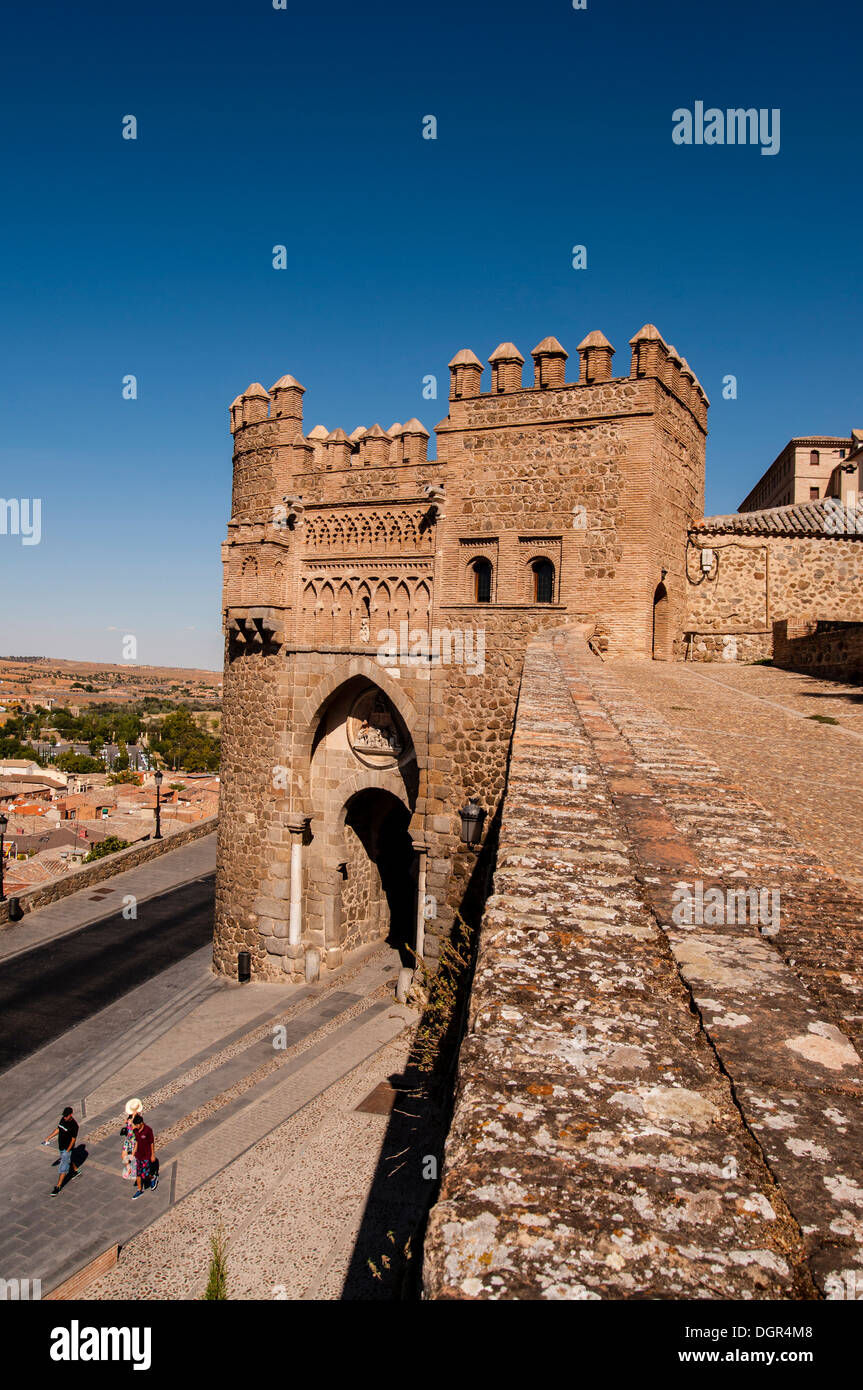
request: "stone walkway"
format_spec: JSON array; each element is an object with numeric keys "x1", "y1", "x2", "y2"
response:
[
  {"x1": 425, "y1": 634, "x2": 863, "y2": 1300},
  {"x1": 611, "y1": 663, "x2": 863, "y2": 890},
  {"x1": 1, "y1": 937, "x2": 417, "y2": 1298}
]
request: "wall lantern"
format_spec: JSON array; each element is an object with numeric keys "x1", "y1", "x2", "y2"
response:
[{"x1": 459, "y1": 797, "x2": 484, "y2": 847}]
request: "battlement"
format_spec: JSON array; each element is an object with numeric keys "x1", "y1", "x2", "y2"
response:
[
  {"x1": 444, "y1": 324, "x2": 709, "y2": 429},
  {"x1": 227, "y1": 327, "x2": 707, "y2": 497},
  {"x1": 218, "y1": 323, "x2": 711, "y2": 1005},
  {"x1": 229, "y1": 377, "x2": 432, "y2": 471}
]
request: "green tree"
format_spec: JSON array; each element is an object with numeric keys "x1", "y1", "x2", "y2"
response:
[
  {"x1": 83, "y1": 836, "x2": 129, "y2": 862},
  {"x1": 0, "y1": 735, "x2": 42, "y2": 763},
  {"x1": 151, "y1": 705, "x2": 220, "y2": 772},
  {"x1": 54, "y1": 752, "x2": 104, "y2": 773}
]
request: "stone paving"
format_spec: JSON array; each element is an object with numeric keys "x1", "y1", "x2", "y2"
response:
[
  {"x1": 84, "y1": 1029, "x2": 421, "y2": 1300},
  {"x1": 611, "y1": 662, "x2": 863, "y2": 891},
  {"x1": 1, "y1": 935, "x2": 416, "y2": 1297},
  {"x1": 424, "y1": 633, "x2": 863, "y2": 1300}
]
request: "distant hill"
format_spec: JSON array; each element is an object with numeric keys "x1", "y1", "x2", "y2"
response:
[{"x1": 0, "y1": 656, "x2": 222, "y2": 708}]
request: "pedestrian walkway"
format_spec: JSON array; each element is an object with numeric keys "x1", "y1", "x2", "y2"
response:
[
  {"x1": 611, "y1": 662, "x2": 863, "y2": 890},
  {"x1": 0, "y1": 937, "x2": 415, "y2": 1297},
  {"x1": 0, "y1": 833, "x2": 217, "y2": 964}
]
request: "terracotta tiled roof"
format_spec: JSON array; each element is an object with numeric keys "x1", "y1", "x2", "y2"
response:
[{"x1": 691, "y1": 498, "x2": 863, "y2": 537}]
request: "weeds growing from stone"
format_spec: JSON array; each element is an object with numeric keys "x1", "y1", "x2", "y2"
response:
[
  {"x1": 202, "y1": 1224, "x2": 228, "y2": 1300},
  {"x1": 408, "y1": 915, "x2": 475, "y2": 1075}
]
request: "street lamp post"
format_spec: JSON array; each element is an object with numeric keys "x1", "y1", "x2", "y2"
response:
[
  {"x1": 0, "y1": 812, "x2": 7, "y2": 902},
  {"x1": 154, "y1": 770, "x2": 163, "y2": 840}
]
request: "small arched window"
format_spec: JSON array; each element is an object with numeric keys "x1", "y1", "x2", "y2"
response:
[
  {"x1": 810, "y1": 449, "x2": 820, "y2": 466},
  {"x1": 473, "y1": 558, "x2": 492, "y2": 603},
  {"x1": 532, "y1": 559, "x2": 554, "y2": 604}
]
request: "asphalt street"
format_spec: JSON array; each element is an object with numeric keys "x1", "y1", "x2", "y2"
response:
[{"x1": 0, "y1": 873, "x2": 215, "y2": 1072}]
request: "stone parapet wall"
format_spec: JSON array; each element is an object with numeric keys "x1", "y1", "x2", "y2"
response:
[
  {"x1": 423, "y1": 628, "x2": 863, "y2": 1299},
  {"x1": 0, "y1": 817, "x2": 217, "y2": 928},
  {"x1": 773, "y1": 619, "x2": 863, "y2": 683},
  {"x1": 685, "y1": 631, "x2": 772, "y2": 664}
]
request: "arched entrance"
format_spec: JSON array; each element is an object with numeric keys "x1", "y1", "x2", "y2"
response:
[
  {"x1": 652, "y1": 582, "x2": 671, "y2": 660},
  {"x1": 341, "y1": 789, "x2": 416, "y2": 964}
]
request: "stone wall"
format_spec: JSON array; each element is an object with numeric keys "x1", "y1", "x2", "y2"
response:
[
  {"x1": 436, "y1": 371, "x2": 704, "y2": 661},
  {"x1": 0, "y1": 817, "x2": 217, "y2": 928},
  {"x1": 773, "y1": 618, "x2": 863, "y2": 683},
  {"x1": 423, "y1": 629, "x2": 863, "y2": 1299},
  {"x1": 213, "y1": 644, "x2": 282, "y2": 979},
  {"x1": 684, "y1": 532, "x2": 863, "y2": 661}
]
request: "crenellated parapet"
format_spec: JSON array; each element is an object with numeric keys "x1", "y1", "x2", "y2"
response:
[{"x1": 436, "y1": 324, "x2": 708, "y2": 432}]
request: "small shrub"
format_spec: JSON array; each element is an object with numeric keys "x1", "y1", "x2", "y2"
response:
[
  {"x1": 202, "y1": 1225, "x2": 228, "y2": 1300},
  {"x1": 83, "y1": 836, "x2": 129, "y2": 862},
  {"x1": 409, "y1": 915, "x2": 475, "y2": 1075}
]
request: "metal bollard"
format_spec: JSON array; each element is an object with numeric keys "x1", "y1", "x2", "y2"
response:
[{"x1": 237, "y1": 950, "x2": 251, "y2": 983}]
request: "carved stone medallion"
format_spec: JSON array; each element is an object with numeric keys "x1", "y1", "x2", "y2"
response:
[{"x1": 347, "y1": 689, "x2": 404, "y2": 767}]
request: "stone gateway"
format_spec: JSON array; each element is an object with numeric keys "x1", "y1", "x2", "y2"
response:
[{"x1": 213, "y1": 325, "x2": 713, "y2": 982}]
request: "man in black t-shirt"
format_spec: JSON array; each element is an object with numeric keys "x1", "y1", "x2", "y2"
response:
[{"x1": 43, "y1": 1106, "x2": 80, "y2": 1195}]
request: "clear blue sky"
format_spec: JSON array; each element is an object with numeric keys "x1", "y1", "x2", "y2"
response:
[{"x1": 1, "y1": 0, "x2": 860, "y2": 670}]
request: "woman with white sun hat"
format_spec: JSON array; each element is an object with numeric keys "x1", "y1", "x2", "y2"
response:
[{"x1": 120, "y1": 1098, "x2": 143, "y2": 1180}]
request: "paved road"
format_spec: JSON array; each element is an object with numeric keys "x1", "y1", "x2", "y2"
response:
[{"x1": 0, "y1": 874, "x2": 215, "y2": 1072}]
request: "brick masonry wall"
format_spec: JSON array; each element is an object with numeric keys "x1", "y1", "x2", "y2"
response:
[
  {"x1": 773, "y1": 619, "x2": 863, "y2": 682},
  {"x1": 0, "y1": 816, "x2": 217, "y2": 929}
]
